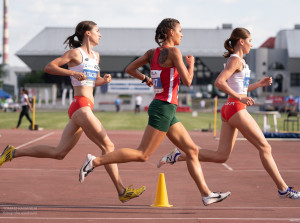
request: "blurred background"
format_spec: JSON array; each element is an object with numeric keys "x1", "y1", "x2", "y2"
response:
[{"x1": 0, "y1": 0, "x2": 299, "y2": 117}]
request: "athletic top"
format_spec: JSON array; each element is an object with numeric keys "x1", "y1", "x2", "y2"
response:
[
  {"x1": 69, "y1": 48, "x2": 99, "y2": 87},
  {"x1": 20, "y1": 94, "x2": 29, "y2": 106},
  {"x1": 226, "y1": 54, "x2": 251, "y2": 94},
  {"x1": 150, "y1": 47, "x2": 180, "y2": 105}
]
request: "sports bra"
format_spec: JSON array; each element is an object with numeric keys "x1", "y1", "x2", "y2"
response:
[
  {"x1": 226, "y1": 54, "x2": 251, "y2": 94},
  {"x1": 69, "y1": 48, "x2": 99, "y2": 87}
]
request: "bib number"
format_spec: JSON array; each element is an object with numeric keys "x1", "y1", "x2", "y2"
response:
[{"x1": 151, "y1": 70, "x2": 164, "y2": 93}]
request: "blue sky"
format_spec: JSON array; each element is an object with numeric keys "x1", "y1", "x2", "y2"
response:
[{"x1": 0, "y1": 0, "x2": 299, "y2": 67}]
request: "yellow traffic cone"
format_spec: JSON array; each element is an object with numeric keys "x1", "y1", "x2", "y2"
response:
[{"x1": 151, "y1": 173, "x2": 173, "y2": 207}]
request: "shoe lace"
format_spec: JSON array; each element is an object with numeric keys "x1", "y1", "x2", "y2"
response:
[{"x1": 287, "y1": 187, "x2": 299, "y2": 198}]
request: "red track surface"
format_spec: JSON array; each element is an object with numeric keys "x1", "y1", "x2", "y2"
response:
[{"x1": 0, "y1": 129, "x2": 299, "y2": 223}]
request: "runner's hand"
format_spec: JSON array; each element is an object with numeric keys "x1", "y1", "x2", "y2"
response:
[
  {"x1": 240, "y1": 97, "x2": 255, "y2": 106},
  {"x1": 73, "y1": 72, "x2": 86, "y2": 81},
  {"x1": 103, "y1": 74, "x2": 111, "y2": 83}
]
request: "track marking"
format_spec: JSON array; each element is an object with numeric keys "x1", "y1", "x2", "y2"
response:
[
  {"x1": 15, "y1": 132, "x2": 55, "y2": 149},
  {"x1": 222, "y1": 163, "x2": 233, "y2": 171}
]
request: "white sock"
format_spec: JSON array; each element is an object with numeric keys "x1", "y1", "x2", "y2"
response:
[{"x1": 278, "y1": 187, "x2": 289, "y2": 193}]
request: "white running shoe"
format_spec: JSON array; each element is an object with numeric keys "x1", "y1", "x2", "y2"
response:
[
  {"x1": 202, "y1": 191, "x2": 231, "y2": 206},
  {"x1": 79, "y1": 154, "x2": 95, "y2": 183},
  {"x1": 278, "y1": 187, "x2": 300, "y2": 199},
  {"x1": 157, "y1": 148, "x2": 181, "y2": 168}
]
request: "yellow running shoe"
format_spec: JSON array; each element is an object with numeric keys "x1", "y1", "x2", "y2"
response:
[
  {"x1": 119, "y1": 185, "x2": 146, "y2": 203},
  {"x1": 0, "y1": 145, "x2": 15, "y2": 167}
]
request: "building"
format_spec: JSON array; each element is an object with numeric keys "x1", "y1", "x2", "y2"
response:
[
  {"x1": 15, "y1": 24, "x2": 300, "y2": 111},
  {"x1": 15, "y1": 24, "x2": 232, "y2": 110},
  {"x1": 246, "y1": 25, "x2": 300, "y2": 98}
]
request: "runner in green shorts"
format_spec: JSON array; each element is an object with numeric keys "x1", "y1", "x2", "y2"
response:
[{"x1": 79, "y1": 18, "x2": 231, "y2": 206}]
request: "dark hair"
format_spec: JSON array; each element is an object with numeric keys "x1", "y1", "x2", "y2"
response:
[
  {"x1": 155, "y1": 18, "x2": 180, "y2": 46},
  {"x1": 223, "y1": 27, "x2": 250, "y2": 58},
  {"x1": 64, "y1": 21, "x2": 97, "y2": 49},
  {"x1": 22, "y1": 88, "x2": 28, "y2": 95}
]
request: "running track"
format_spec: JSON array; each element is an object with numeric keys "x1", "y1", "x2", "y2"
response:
[{"x1": 0, "y1": 129, "x2": 299, "y2": 223}]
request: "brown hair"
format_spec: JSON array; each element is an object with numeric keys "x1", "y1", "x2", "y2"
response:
[
  {"x1": 155, "y1": 18, "x2": 180, "y2": 46},
  {"x1": 223, "y1": 27, "x2": 250, "y2": 58},
  {"x1": 64, "y1": 21, "x2": 97, "y2": 49}
]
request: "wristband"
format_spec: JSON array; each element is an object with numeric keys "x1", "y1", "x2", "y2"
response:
[{"x1": 142, "y1": 76, "x2": 149, "y2": 83}]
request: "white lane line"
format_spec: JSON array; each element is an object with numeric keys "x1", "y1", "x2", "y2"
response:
[
  {"x1": 222, "y1": 163, "x2": 233, "y2": 171},
  {"x1": 15, "y1": 132, "x2": 55, "y2": 149}
]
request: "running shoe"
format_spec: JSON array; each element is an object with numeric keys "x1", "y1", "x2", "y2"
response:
[
  {"x1": 202, "y1": 191, "x2": 231, "y2": 206},
  {"x1": 79, "y1": 154, "x2": 95, "y2": 183},
  {"x1": 157, "y1": 148, "x2": 181, "y2": 168},
  {"x1": 278, "y1": 187, "x2": 300, "y2": 199},
  {"x1": 119, "y1": 185, "x2": 146, "y2": 203},
  {"x1": 0, "y1": 145, "x2": 15, "y2": 167}
]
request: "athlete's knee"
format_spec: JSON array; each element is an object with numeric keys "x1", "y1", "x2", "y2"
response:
[
  {"x1": 137, "y1": 153, "x2": 150, "y2": 162},
  {"x1": 259, "y1": 143, "x2": 272, "y2": 154},
  {"x1": 51, "y1": 147, "x2": 69, "y2": 160},
  {"x1": 101, "y1": 141, "x2": 115, "y2": 154},
  {"x1": 53, "y1": 151, "x2": 68, "y2": 160},
  {"x1": 135, "y1": 148, "x2": 150, "y2": 162},
  {"x1": 185, "y1": 146, "x2": 199, "y2": 159},
  {"x1": 214, "y1": 154, "x2": 229, "y2": 163}
]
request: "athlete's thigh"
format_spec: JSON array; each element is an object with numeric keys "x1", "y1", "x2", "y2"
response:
[
  {"x1": 56, "y1": 119, "x2": 83, "y2": 153},
  {"x1": 229, "y1": 109, "x2": 268, "y2": 149},
  {"x1": 73, "y1": 108, "x2": 112, "y2": 149},
  {"x1": 217, "y1": 120, "x2": 238, "y2": 158},
  {"x1": 138, "y1": 125, "x2": 167, "y2": 158},
  {"x1": 166, "y1": 122, "x2": 197, "y2": 154}
]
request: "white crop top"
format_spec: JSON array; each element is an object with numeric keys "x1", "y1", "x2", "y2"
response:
[
  {"x1": 226, "y1": 54, "x2": 251, "y2": 94},
  {"x1": 69, "y1": 48, "x2": 99, "y2": 87}
]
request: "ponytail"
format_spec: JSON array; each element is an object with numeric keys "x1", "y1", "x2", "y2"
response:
[
  {"x1": 223, "y1": 27, "x2": 250, "y2": 58},
  {"x1": 64, "y1": 21, "x2": 97, "y2": 49},
  {"x1": 64, "y1": 33, "x2": 82, "y2": 49}
]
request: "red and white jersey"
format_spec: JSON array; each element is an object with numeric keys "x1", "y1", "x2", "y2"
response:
[{"x1": 151, "y1": 47, "x2": 180, "y2": 105}]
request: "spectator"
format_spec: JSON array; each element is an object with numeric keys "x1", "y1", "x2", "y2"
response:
[{"x1": 135, "y1": 94, "x2": 143, "y2": 113}]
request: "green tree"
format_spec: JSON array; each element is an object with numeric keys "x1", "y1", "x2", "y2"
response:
[{"x1": 20, "y1": 70, "x2": 45, "y2": 87}]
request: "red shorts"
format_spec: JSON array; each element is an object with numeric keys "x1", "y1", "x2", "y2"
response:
[
  {"x1": 221, "y1": 98, "x2": 246, "y2": 121},
  {"x1": 68, "y1": 96, "x2": 94, "y2": 119}
]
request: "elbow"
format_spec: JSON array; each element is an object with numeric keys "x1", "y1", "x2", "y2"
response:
[
  {"x1": 125, "y1": 66, "x2": 133, "y2": 75},
  {"x1": 44, "y1": 64, "x2": 49, "y2": 73},
  {"x1": 214, "y1": 80, "x2": 221, "y2": 89},
  {"x1": 44, "y1": 63, "x2": 52, "y2": 74},
  {"x1": 182, "y1": 79, "x2": 193, "y2": 87},
  {"x1": 125, "y1": 67, "x2": 130, "y2": 74}
]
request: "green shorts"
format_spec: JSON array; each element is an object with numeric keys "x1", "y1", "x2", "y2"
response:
[{"x1": 148, "y1": 99, "x2": 179, "y2": 132}]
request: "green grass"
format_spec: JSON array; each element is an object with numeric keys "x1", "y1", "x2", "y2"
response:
[{"x1": 0, "y1": 110, "x2": 289, "y2": 132}]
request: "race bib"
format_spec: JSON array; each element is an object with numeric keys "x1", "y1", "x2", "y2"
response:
[
  {"x1": 243, "y1": 68, "x2": 251, "y2": 92},
  {"x1": 151, "y1": 70, "x2": 164, "y2": 93},
  {"x1": 83, "y1": 69, "x2": 98, "y2": 81}
]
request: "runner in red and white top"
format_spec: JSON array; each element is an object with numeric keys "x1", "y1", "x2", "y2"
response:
[
  {"x1": 79, "y1": 18, "x2": 231, "y2": 206},
  {"x1": 151, "y1": 46, "x2": 180, "y2": 105}
]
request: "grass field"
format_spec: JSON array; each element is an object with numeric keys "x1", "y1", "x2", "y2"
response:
[{"x1": 0, "y1": 110, "x2": 289, "y2": 132}]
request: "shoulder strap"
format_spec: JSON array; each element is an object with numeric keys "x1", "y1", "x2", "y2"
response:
[
  {"x1": 91, "y1": 51, "x2": 98, "y2": 62},
  {"x1": 230, "y1": 54, "x2": 246, "y2": 66}
]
